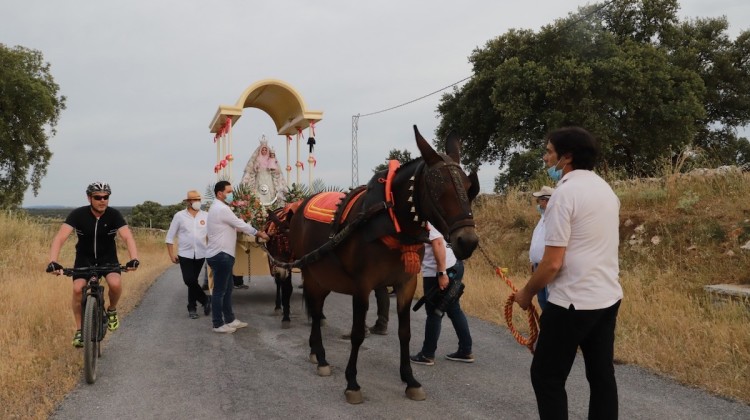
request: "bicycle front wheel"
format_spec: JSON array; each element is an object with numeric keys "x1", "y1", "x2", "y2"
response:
[{"x1": 82, "y1": 295, "x2": 99, "y2": 384}]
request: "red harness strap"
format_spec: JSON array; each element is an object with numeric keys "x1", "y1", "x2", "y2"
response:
[
  {"x1": 384, "y1": 159, "x2": 401, "y2": 233},
  {"x1": 379, "y1": 160, "x2": 421, "y2": 275}
]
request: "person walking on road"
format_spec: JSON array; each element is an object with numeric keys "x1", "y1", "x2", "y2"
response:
[
  {"x1": 513, "y1": 127, "x2": 623, "y2": 419},
  {"x1": 165, "y1": 190, "x2": 211, "y2": 319},
  {"x1": 206, "y1": 181, "x2": 269, "y2": 333},
  {"x1": 410, "y1": 222, "x2": 473, "y2": 365}
]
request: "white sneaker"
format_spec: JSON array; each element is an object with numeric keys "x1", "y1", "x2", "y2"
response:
[
  {"x1": 227, "y1": 319, "x2": 248, "y2": 329},
  {"x1": 213, "y1": 324, "x2": 237, "y2": 334}
]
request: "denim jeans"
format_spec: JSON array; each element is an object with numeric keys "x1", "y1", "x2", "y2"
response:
[
  {"x1": 420, "y1": 260, "x2": 472, "y2": 357},
  {"x1": 207, "y1": 252, "x2": 236, "y2": 328}
]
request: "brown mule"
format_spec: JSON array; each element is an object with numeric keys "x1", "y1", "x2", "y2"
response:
[{"x1": 288, "y1": 125, "x2": 480, "y2": 404}]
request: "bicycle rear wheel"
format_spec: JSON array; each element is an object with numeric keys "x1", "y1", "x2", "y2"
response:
[{"x1": 83, "y1": 296, "x2": 99, "y2": 384}]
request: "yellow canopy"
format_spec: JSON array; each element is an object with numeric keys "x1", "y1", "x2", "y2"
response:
[{"x1": 209, "y1": 79, "x2": 323, "y2": 135}]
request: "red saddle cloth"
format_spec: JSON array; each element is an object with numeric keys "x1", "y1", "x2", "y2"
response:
[
  {"x1": 302, "y1": 191, "x2": 365, "y2": 224},
  {"x1": 303, "y1": 192, "x2": 345, "y2": 224}
]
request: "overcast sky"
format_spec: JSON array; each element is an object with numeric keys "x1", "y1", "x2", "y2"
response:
[{"x1": 4, "y1": 0, "x2": 748, "y2": 207}]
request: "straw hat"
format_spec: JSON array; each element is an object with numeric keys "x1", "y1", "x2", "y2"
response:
[{"x1": 184, "y1": 190, "x2": 202, "y2": 201}]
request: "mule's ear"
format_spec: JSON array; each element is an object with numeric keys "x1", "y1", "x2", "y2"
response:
[
  {"x1": 445, "y1": 131, "x2": 461, "y2": 163},
  {"x1": 468, "y1": 171, "x2": 480, "y2": 201},
  {"x1": 414, "y1": 125, "x2": 441, "y2": 165}
]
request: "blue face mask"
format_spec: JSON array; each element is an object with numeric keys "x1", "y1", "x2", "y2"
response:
[
  {"x1": 224, "y1": 192, "x2": 234, "y2": 204},
  {"x1": 547, "y1": 158, "x2": 565, "y2": 182}
]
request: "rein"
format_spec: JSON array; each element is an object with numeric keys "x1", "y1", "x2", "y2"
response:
[
  {"x1": 261, "y1": 199, "x2": 391, "y2": 269},
  {"x1": 477, "y1": 244, "x2": 540, "y2": 354}
]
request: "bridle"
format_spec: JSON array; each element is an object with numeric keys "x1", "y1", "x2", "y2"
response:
[{"x1": 412, "y1": 156, "x2": 475, "y2": 241}]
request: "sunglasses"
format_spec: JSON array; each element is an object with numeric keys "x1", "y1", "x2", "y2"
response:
[{"x1": 91, "y1": 195, "x2": 110, "y2": 201}]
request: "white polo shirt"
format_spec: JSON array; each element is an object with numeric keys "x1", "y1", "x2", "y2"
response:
[
  {"x1": 165, "y1": 209, "x2": 208, "y2": 259},
  {"x1": 544, "y1": 170, "x2": 622, "y2": 310},
  {"x1": 206, "y1": 199, "x2": 259, "y2": 258}
]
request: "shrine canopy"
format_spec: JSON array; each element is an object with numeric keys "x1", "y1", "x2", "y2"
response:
[{"x1": 208, "y1": 79, "x2": 323, "y2": 136}]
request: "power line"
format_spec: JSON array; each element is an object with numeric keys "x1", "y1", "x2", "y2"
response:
[
  {"x1": 350, "y1": 0, "x2": 619, "y2": 187},
  {"x1": 357, "y1": 0, "x2": 617, "y2": 118},
  {"x1": 358, "y1": 76, "x2": 472, "y2": 118}
]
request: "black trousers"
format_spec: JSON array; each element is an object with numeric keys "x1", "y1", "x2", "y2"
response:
[
  {"x1": 178, "y1": 256, "x2": 208, "y2": 310},
  {"x1": 531, "y1": 300, "x2": 621, "y2": 420},
  {"x1": 373, "y1": 286, "x2": 389, "y2": 329}
]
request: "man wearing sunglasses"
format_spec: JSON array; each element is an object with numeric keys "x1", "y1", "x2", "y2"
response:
[{"x1": 47, "y1": 181, "x2": 139, "y2": 348}]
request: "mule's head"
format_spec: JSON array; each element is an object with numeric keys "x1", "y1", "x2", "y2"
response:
[
  {"x1": 414, "y1": 125, "x2": 479, "y2": 260},
  {"x1": 264, "y1": 207, "x2": 294, "y2": 279}
]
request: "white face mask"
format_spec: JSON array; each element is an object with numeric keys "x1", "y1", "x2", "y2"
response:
[{"x1": 191, "y1": 201, "x2": 201, "y2": 211}]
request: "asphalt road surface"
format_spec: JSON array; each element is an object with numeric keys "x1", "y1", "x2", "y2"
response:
[{"x1": 51, "y1": 265, "x2": 750, "y2": 419}]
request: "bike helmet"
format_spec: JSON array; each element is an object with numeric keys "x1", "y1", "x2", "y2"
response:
[{"x1": 86, "y1": 182, "x2": 112, "y2": 195}]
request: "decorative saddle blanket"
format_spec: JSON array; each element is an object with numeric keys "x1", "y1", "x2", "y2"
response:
[{"x1": 302, "y1": 190, "x2": 366, "y2": 225}]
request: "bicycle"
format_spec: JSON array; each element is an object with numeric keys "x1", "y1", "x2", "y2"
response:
[{"x1": 60, "y1": 265, "x2": 127, "y2": 384}]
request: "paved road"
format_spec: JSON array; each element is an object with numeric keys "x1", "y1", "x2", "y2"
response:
[{"x1": 51, "y1": 266, "x2": 749, "y2": 419}]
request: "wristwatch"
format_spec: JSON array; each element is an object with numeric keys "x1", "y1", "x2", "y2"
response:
[{"x1": 436, "y1": 271, "x2": 446, "y2": 277}]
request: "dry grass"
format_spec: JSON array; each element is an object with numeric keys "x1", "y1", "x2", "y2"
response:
[
  {"x1": 3, "y1": 169, "x2": 750, "y2": 417},
  {"x1": 0, "y1": 212, "x2": 172, "y2": 419}
]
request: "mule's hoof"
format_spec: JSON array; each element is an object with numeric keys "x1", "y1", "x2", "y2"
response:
[
  {"x1": 345, "y1": 389, "x2": 363, "y2": 404},
  {"x1": 281, "y1": 320, "x2": 291, "y2": 329},
  {"x1": 309, "y1": 353, "x2": 318, "y2": 364},
  {"x1": 317, "y1": 365, "x2": 331, "y2": 377},
  {"x1": 406, "y1": 386, "x2": 426, "y2": 401}
]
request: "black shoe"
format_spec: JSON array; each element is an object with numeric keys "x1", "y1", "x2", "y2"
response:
[
  {"x1": 445, "y1": 351, "x2": 475, "y2": 363},
  {"x1": 368, "y1": 325, "x2": 388, "y2": 335},
  {"x1": 234, "y1": 284, "x2": 249, "y2": 290},
  {"x1": 188, "y1": 310, "x2": 199, "y2": 319},
  {"x1": 202, "y1": 283, "x2": 209, "y2": 291},
  {"x1": 410, "y1": 352, "x2": 435, "y2": 366},
  {"x1": 203, "y1": 300, "x2": 212, "y2": 316}
]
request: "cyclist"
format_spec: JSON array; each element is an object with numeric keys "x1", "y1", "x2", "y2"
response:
[{"x1": 47, "y1": 182, "x2": 140, "y2": 348}]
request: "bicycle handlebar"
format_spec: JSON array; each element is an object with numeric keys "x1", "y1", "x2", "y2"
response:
[{"x1": 60, "y1": 265, "x2": 128, "y2": 277}]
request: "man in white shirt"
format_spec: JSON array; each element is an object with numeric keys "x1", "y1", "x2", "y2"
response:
[
  {"x1": 529, "y1": 186, "x2": 554, "y2": 310},
  {"x1": 206, "y1": 181, "x2": 269, "y2": 333},
  {"x1": 410, "y1": 222, "x2": 473, "y2": 365},
  {"x1": 165, "y1": 190, "x2": 210, "y2": 319},
  {"x1": 514, "y1": 127, "x2": 623, "y2": 419}
]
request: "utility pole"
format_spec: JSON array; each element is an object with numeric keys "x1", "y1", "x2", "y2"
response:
[{"x1": 351, "y1": 114, "x2": 360, "y2": 187}]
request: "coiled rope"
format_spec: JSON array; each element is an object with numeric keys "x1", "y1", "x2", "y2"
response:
[{"x1": 477, "y1": 245, "x2": 540, "y2": 353}]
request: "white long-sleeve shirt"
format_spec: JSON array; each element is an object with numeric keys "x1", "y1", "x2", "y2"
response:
[
  {"x1": 529, "y1": 215, "x2": 545, "y2": 265},
  {"x1": 206, "y1": 199, "x2": 259, "y2": 258},
  {"x1": 165, "y1": 209, "x2": 208, "y2": 259}
]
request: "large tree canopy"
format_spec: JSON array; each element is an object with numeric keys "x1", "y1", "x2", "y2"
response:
[
  {"x1": 0, "y1": 44, "x2": 66, "y2": 208},
  {"x1": 435, "y1": 0, "x2": 750, "y2": 191}
]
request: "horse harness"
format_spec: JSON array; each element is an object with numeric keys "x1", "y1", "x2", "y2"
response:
[{"x1": 263, "y1": 156, "x2": 473, "y2": 272}]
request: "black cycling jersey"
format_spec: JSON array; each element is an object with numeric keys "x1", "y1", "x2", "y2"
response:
[{"x1": 64, "y1": 206, "x2": 127, "y2": 267}]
